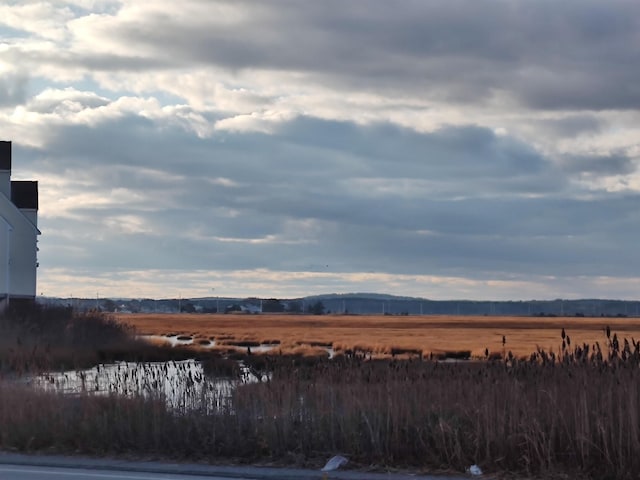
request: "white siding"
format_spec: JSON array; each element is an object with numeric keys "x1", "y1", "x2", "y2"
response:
[
  {"x1": 0, "y1": 197, "x2": 39, "y2": 299},
  {"x1": 0, "y1": 172, "x2": 9, "y2": 198}
]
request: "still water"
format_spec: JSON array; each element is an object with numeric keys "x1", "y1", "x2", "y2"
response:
[{"x1": 31, "y1": 360, "x2": 248, "y2": 412}]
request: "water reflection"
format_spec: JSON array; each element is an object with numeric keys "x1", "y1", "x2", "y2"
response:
[
  {"x1": 139, "y1": 334, "x2": 198, "y2": 347},
  {"x1": 139, "y1": 335, "x2": 334, "y2": 357},
  {"x1": 32, "y1": 360, "x2": 243, "y2": 412}
]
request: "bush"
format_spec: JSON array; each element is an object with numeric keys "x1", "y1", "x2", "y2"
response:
[{"x1": 0, "y1": 304, "x2": 137, "y2": 372}]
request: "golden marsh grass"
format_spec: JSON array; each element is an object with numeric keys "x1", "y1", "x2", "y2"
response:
[{"x1": 119, "y1": 313, "x2": 640, "y2": 358}]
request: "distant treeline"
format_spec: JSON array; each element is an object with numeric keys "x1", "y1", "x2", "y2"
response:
[{"x1": 40, "y1": 295, "x2": 640, "y2": 317}]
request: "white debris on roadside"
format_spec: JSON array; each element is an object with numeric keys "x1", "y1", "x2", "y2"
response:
[
  {"x1": 467, "y1": 464, "x2": 483, "y2": 476},
  {"x1": 321, "y1": 455, "x2": 349, "y2": 471}
]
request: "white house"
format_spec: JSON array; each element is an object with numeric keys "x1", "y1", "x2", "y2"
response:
[{"x1": 0, "y1": 141, "x2": 40, "y2": 309}]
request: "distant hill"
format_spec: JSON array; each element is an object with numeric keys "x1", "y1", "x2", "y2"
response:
[{"x1": 40, "y1": 294, "x2": 640, "y2": 317}]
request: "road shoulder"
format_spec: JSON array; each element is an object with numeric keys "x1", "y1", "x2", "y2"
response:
[{"x1": 0, "y1": 452, "x2": 469, "y2": 480}]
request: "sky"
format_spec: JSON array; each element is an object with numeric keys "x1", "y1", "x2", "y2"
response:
[{"x1": 1, "y1": 0, "x2": 640, "y2": 301}]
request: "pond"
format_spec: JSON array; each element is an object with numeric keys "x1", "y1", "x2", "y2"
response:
[{"x1": 30, "y1": 359, "x2": 255, "y2": 412}]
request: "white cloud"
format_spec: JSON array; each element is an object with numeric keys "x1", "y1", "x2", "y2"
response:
[
  {"x1": 27, "y1": 87, "x2": 110, "y2": 113},
  {"x1": 0, "y1": 0, "x2": 639, "y2": 300},
  {"x1": 37, "y1": 267, "x2": 640, "y2": 301},
  {"x1": 0, "y1": 2, "x2": 74, "y2": 42},
  {"x1": 214, "y1": 110, "x2": 295, "y2": 133}
]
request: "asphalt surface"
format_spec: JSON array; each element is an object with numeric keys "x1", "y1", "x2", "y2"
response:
[
  {"x1": 0, "y1": 453, "x2": 470, "y2": 480},
  {"x1": 0, "y1": 464, "x2": 247, "y2": 479}
]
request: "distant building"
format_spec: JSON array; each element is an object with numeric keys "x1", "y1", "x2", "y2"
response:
[{"x1": 0, "y1": 141, "x2": 40, "y2": 308}]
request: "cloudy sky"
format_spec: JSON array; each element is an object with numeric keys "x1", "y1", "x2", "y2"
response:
[{"x1": 2, "y1": 0, "x2": 640, "y2": 300}]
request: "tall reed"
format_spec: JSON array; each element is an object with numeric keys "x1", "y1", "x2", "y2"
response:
[
  {"x1": 0, "y1": 304, "x2": 198, "y2": 372},
  {"x1": 2, "y1": 312, "x2": 640, "y2": 478}
]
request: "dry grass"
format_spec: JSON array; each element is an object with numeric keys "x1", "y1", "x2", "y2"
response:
[
  {"x1": 0, "y1": 306, "x2": 201, "y2": 373},
  {"x1": 119, "y1": 313, "x2": 640, "y2": 358},
  {"x1": 2, "y1": 336, "x2": 640, "y2": 479},
  {"x1": 4, "y1": 308, "x2": 640, "y2": 477}
]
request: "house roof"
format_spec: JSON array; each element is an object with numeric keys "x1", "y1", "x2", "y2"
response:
[
  {"x1": 0, "y1": 192, "x2": 40, "y2": 234},
  {"x1": 0, "y1": 141, "x2": 40, "y2": 234}
]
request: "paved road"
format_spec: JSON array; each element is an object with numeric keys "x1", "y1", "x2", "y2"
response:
[
  {"x1": 0, "y1": 453, "x2": 469, "y2": 480},
  {"x1": 0, "y1": 464, "x2": 255, "y2": 479}
]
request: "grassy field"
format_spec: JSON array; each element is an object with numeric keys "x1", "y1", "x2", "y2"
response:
[
  {"x1": 3, "y1": 307, "x2": 640, "y2": 478},
  {"x1": 119, "y1": 313, "x2": 640, "y2": 358}
]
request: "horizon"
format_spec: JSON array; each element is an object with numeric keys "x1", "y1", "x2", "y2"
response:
[
  {"x1": 3, "y1": 2, "x2": 640, "y2": 300},
  {"x1": 42, "y1": 292, "x2": 640, "y2": 303}
]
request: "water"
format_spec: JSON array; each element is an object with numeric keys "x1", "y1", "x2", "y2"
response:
[
  {"x1": 32, "y1": 360, "x2": 242, "y2": 412},
  {"x1": 28, "y1": 337, "x2": 333, "y2": 412},
  {"x1": 140, "y1": 335, "x2": 334, "y2": 357},
  {"x1": 140, "y1": 334, "x2": 198, "y2": 347},
  {"x1": 140, "y1": 335, "x2": 290, "y2": 353}
]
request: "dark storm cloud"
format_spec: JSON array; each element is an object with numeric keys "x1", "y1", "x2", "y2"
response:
[
  {"x1": 271, "y1": 118, "x2": 565, "y2": 199},
  {"x1": 82, "y1": 0, "x2": 640, "y2": 110},
  {"x1": 290, "y1": 188, "x2": 640, "y2": 279},
  {"x1": 0, "y1": 46, "x2": 174, "y2": 74},
  {"x1": 26, "y1": 112, "x2": 640, "y2": 282},
  {"x1": 561, "y1": 153, "x2": 637, "y2": 176},
  {"x1": 531, "y1": 114, "x2": 604, "y2": 139}
]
